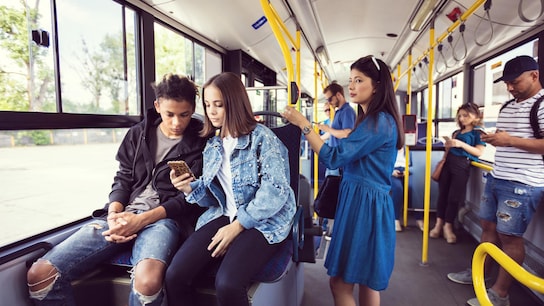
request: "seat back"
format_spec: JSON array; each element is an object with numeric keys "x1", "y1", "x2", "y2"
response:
[{"x1": 254, "y1": 111, "x2": 301, "y2": 203}]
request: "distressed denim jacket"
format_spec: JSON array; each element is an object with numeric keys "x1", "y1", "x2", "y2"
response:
[{"x1": 186, "y1": 124, "x2": 296, "y2": 244}]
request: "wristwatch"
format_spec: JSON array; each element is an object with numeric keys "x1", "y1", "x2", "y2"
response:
[{"x1": 302, "y1": 125, "x2": 312, "y2": 135}]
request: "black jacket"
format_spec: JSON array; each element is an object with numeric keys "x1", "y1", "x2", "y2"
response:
[{"x1": 98, "y1": 108, "x2": 207, "y2": 238}]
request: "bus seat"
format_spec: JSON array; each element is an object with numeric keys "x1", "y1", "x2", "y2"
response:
[
  {"x1": 408, "y1": 148, "x2": 444, "y2": 213},
  {"x1": 74, "y1": 111, "x2": 307, "y2": 306}
]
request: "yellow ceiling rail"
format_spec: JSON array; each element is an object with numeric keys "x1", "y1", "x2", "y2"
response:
[
  {"x1": 393, "y1": 0, "x2": 487, "y2": 89},
  {"x1": 259, "y1": 0, "x2": 300, "y2": 106},
  {"x1": 472, "y1": 242, "x2": 544, "y2": 306}
]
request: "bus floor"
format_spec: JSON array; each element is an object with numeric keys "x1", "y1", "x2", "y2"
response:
[{"x1": 301, "y1": 214, "x2": 544, "y2": 306}]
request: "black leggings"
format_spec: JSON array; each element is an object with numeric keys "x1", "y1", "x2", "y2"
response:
[
  {"x1": 165, "y1": 216, "x2": 283, "y2": 306},
  {"x1": 436, "y1": 154, "x2": 471, "y2": 223}
]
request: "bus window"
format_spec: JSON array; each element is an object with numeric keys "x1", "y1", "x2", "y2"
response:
[
  {"x1": 154, "y1": 23, "x2": 195, "y2": 83},
  {"x1": 1, "y1": 0, "x2": 54, "y2": 113},
  {"x1": 0, "y1": 128, "x2": 128, "y2": 247},
  {"x1": 56, "y1": 0, "x2": 138, "y2": 115}
]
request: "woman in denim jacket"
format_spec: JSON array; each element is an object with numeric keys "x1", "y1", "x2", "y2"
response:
[{"x1": 165, "y1": 72, "x2": 296, "y2": 306}]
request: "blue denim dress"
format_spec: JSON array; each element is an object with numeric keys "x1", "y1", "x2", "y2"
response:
[{"x1": 321, "y1": 112, "x2": 398, "y2": 291}]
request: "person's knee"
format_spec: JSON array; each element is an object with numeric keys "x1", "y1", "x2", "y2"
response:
[
  {"x1": 27, "y1": 260, "x2": 59, "y2": 299},
  {"x1": 133, "y1": 259, "x2": 165, "y2": 296}
]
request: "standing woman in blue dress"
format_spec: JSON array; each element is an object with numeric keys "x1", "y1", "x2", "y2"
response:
[{"x1": 283, "y1": 55, "x2": 404, "y2": 306}]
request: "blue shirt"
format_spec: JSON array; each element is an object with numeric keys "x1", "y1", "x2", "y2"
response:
[
  {"x1": 449, "y1": 129, "x2": 485, "y2": 162},
  {"x1": 329, "y1": 103, "x2": 356, "y2": 147}
]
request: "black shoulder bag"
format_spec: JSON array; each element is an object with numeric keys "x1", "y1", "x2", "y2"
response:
[{"x1": 313, "y1": 175, "x2": 341, "y2": 219}]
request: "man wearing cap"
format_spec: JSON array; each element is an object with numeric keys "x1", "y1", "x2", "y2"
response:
[{"x1": 447, "y1": 55, "x2": 544, "y2": 306}]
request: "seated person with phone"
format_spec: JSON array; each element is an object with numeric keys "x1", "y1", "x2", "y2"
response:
[{"x1": 26, "y1": 74, "x2": 207, "y2": 306}]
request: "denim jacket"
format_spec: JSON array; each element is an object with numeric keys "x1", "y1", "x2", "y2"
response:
[{"x1": 186, "y1": 124, "x2": 296, "y2": 244}]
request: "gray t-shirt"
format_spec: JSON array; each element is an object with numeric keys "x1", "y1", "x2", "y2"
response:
[{"x1": 126, "y1": 126, "x2": 181, "y2": 212}]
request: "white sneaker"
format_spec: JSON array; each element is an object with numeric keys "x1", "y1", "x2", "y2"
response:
[
  {"x1": 466, "y1": 288, "x2": 510, "y2": 306},
  {"x1": 395, "y1": 220, "x2": 402, "y2": 232}
]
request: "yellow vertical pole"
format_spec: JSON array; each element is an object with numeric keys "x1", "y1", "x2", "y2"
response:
[
  {"x1": 296, "y1": 29, "x2": 301, "y2": 102},
  {"x1": 313, "y1": 61, "x2": 319, "y2": 199},
  {"x1": 403, "y1": 54, "x2": 412, "y2": 228},
  {"x1": 422, "y1": 22, "x2": 435, "y2": 265}
]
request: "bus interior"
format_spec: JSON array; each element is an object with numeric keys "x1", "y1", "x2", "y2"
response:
[{"x1": 2, "y1": 0, "x2": 544, "y2": 305}]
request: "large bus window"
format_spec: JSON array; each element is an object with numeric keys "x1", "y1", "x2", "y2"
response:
[
  {"x1": 1, "y1": 0, "x2": 55, "y2": 112},
  {"x1": 154, "y1": 22, "x2": 194, "y2": 81},
  {"x1": 0, "y1": 128, "x2": 128, "y2": 247},
  {"x1": 437, "y1": 73, "x2": 464, "y2": 120},
  {"x1": 57, "y1": 0, "x2": 138, "y2": 115}
]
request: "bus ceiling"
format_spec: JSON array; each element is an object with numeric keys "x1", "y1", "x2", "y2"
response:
[{"x1": 135, "y1": 0, "x2": 544, "y2": 96}]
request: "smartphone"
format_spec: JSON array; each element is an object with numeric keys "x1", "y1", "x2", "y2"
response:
[
  {"x1": 167, "y1": 160, "x2": 196, "y2": 179},
  {"x1": 474, "y1": 126, "x2": 487, "y2": 135}
]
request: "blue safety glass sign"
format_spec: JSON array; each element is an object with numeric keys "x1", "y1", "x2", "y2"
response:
[{"x1": 252, "y1": 16, "x2": 268, "y2": 29}]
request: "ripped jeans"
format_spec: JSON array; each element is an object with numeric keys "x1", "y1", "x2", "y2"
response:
[
  {"x1": 29, "y1": 217, "x2": 180, "y2": 306},
  {"x1": 479, "y1": 175, "x2": 544, "y2": 236}
]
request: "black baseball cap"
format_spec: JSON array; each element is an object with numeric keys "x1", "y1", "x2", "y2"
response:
[{"x1": 494, "y1": 55, "x2": 539, "y2": 83}]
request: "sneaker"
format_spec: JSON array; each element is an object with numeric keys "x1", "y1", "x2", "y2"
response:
[
  {"x1": 447, "y1": 268, "x2": 491, "y2": 285},
  {"x1": 447, "y1": 268, "x2": 473, "y2": 285},
  {"x1": 466, "y1": 288, "x2": 510, "y2": 306},
  {"x1": 395, "y1": 220, "x2": 402, "y2": 232}
]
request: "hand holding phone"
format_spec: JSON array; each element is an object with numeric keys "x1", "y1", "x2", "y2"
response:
[
  {"x1": 167, "y1": 160, "x2": 196, "y2": 179},
  {"x1": 443, "y1": 136, "x2": 450, "y2": 141}
]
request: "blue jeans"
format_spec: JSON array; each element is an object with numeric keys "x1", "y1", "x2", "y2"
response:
[
  {"x1": 479, "y1": 175, "x2": 544, "y2": 236},
  {"x1": 32, "y1": 217, "x2": 180, "y2": 306}
]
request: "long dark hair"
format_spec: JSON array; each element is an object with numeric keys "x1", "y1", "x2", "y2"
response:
[
  {"x1": 350, "y1": 56, "x2": 404, "y2": 149},
  {"x1": 200, "y1": 72, "x2": 257, "y2": 138}
]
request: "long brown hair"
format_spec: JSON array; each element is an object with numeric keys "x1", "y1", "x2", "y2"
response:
[
  {"x1": 200, "y1": 72, "x2": 257, "y2": 138},
  {"x1": 350, "y1": 56, "x2": 404, "y2": 149}
]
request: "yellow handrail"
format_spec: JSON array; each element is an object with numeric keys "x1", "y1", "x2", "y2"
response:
[
  {"x1": 393, "y1": 0, "x2": 488, "y2": 87},
  {"x1": 259, "y1": 0, "x2": 299, "y2": 106},
  {"x1": 472, "y1": 242, "x2": 544, "y2": 305},
  {"x1": 470, "y1": 161, "x2": 493, "y2": 172}
]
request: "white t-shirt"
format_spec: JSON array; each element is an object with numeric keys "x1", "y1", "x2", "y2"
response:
[
  {"x1": 492, "y1": 89, "x2": 544, "y2": 186},
  {"x1": 217, "y1": 136, "x2": 238, "y2": 221}
]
